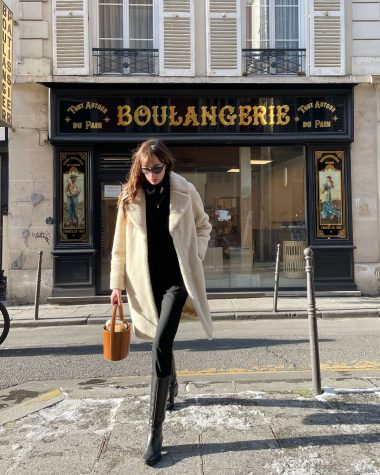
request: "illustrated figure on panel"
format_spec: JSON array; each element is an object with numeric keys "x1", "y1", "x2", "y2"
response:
[
  {"x1": 65, "y1": 167, "x2": 81, "y2": 226},
  {"x1": 110, "y1": 139, "x2": 213, "y2": 466},
  {"x1": 321, "y1": 174, "x2": 341, "y2": 221}
]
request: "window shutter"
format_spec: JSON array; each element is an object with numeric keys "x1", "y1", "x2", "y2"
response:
[
  {"x1": 159, "y1": 0, "x2": 195, "y2": 76},
  {"x1": 310, "y1": 0, "x2": 345, "y2": 76},
  {"x1": 206, "y1": 0, "x2": 241, "y2": 76},
  {"x1": 53, "y1": 0, "x2": 89, "y2": 75}
]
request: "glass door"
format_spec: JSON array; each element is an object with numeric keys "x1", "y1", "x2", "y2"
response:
[
  {"x1": 95, "y1": 150, "x2": 132, "y2": 294},
  {"x1": 99, "y1": 182, "x2": 122, "y2": 293}
]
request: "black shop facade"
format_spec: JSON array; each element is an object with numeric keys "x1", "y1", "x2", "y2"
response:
[{"x1": 48, "y1": 84, "x2": 355, "y2": 297}]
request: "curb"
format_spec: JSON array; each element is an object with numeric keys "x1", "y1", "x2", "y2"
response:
[
  {"x1": 8, "y1": 308, "x2": 379, "y2": 328},
  {"x1": 0, "y1": 389, "x2": 64, "y2": 426}
]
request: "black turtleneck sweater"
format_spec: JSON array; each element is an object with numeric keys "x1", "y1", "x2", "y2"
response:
[{"x1": 143, "y1": 173, "x2": 182, "y2": 285}]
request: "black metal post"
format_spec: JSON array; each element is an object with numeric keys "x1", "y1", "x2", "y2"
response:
[
  {"x1": 273, "y1": 243, "x2": 280, "y2": 312},
  {"x1": 34, "y1": 251, "x2": 43, "y2": 320},
  {"x1": 304, "y1": 247, "x2": 322, "y2": 395}
]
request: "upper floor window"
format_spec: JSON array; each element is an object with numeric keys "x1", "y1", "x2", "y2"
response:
[
  {"x1": 245, "y1": 0, "x2": 300, "y2": 50},
  {"x1": 243, "y1": 0, "x2": 305, "y2": 76},
  {"x1": 96, "y1": 0, "x2": 156, "y2": 74},
  {"x1": 98, "y1": 0, "x2": 154, "y2": 49}
]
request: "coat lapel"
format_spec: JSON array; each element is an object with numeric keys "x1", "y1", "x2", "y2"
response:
[
  {"x1": 126, "y1": 188, "x2": 147, "y2": 236},
  {"x1": 169, "y1": 172, "x2": 190, "y2": 233},
  {"x1": 169, "y1": 190, "x2": 190, "y2": 233}
]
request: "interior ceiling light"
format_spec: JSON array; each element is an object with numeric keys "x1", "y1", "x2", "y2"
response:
[
  {"x1": 250, "y1": 160, "x2": 273, "y2": 165},
  {"x1": 227, "y1": 168, "x2": 240, "y2": 173}
]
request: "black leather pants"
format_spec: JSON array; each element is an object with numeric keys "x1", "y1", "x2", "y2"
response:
[{"x1": 151, "y1": 279, "x2": 188, "y2": 378}]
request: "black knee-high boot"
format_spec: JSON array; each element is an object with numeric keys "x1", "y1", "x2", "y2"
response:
[
  {"x1": 167, "y1": 355, "x2": 178, "y2": 411},
  {"x1": 143, "y1": 375, "x2": 171, "y2": 466}
]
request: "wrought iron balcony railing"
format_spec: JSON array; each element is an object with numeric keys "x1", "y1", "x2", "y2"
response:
[
  {"x1": 242, "y1": 48, "x2": 306, "y2": 76},
  {"x1": 92, "y1": 48, "x2": 159, "y2": 76}
]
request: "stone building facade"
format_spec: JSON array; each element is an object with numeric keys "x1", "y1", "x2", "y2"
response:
[{"x1": 3, "y1": 0, "x2": 380, "y2": 303}]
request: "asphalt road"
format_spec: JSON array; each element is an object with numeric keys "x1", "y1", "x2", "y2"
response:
[{"x1": 0, "y1": 318, "x2": 379, "y2": 391}]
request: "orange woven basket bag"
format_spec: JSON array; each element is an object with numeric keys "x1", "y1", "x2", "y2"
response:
[{"x1": 103, "y1": 304, "x2": 131, "y2": 361}]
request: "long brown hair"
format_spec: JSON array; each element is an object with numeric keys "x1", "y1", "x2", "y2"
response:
[{"x1": 118, "y1": 139, "x2": 175, "y2": 214}]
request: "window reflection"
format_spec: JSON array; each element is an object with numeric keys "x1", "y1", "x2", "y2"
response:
[{"x1": 172, "y1": 145, "x2": 307, "y2": 289}]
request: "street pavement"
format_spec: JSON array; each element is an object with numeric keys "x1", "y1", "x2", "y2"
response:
[
  {"x1": 1, "y1": 296, "x2": 380, "y2": 473},
  {"x1": 0, "y1": 372, "x2": 379, "y2": 474},
  {"x1": 5, "y1": 295, "x2": 380, "y2": 328}
]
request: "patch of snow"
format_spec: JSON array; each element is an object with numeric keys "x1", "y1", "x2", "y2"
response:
[
  {"x1": 269, "y1": 446, "x2": 324, "y2": 475},
  {"x1": 195, "y1": 392, "x2": 236, "y2": 398},
  {"x1": 316, "y1": 387, "x2": 380, "y2": 402},
  {"x1": 14, "y1": 397, "x2": 125, "y2": 443},
  {"x1": 352, "y1": 458, "x2": 380, "y2": 474},
  {"x1": 39, "y1": 397, "x2": 123, "y2": 424},
  {"x1": 239, "y1": 391, "x2": 266, "y2": 399},
  {"x1": 167, "y1": 401, "x2": 269, "y2": 430},
  {"x1": 94, "y1": 398, "x2": 124, "y2": 436},
  {"x1": 336, "y1": 424, "x2": 375, "y2": 435}
]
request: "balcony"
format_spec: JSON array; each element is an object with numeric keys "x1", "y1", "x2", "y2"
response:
[
  {"x1": 92, "y1": 48, "x2": 159, "y2": 76},
  {"x1": 242, "y1": 49, "x2": 306, "y2": 76}
]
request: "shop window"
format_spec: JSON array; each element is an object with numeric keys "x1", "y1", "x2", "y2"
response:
[
  {"x1": 95, "y1": 0, "x2": 156, "y2": 75},
  {"x1": 173, "y1": 145, "x2": 307, "y2": 290}
]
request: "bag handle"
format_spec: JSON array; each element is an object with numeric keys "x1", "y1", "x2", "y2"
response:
[{"x1": 110, "y1": 303, "x2": 124, "y2": 335}]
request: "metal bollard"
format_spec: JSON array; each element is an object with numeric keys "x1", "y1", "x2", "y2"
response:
[
  {"x1": 304, "y1": 247, "x2": 322, "y2": 395},
  {"x1": 273, "y1": 243, "x2": 281, "y2": 312},
  {"x1": 34, "y1": 251, "x2": 43, "y2": 320}
]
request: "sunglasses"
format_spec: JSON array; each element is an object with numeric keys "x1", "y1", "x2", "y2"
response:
[{"x1": 141, "y1": 164, "x2": 165, "y2": 175}]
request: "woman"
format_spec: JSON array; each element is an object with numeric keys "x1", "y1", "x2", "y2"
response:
[
  {"x1": 110, "y1": 139, "x2": 213, "y2": 466},
  {"x1": 321, "y1": 175, "x2": 341, "y2": 221}
]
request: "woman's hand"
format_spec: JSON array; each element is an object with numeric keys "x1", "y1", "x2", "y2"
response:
[{"x1": 110, "y1": 288, "x2": 122, "y2": 306}]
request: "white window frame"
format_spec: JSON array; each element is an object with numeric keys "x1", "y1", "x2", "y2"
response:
[
  {"x1": 94, "y1": 0, "x2": 158, "y2": 50},
  {"x1": 242, "y1": 0, "x2": 304, "y2": 50}
]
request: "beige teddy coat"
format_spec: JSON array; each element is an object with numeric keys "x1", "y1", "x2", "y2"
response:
[{"x1": 110, "y1": 171, "x2": 213, "y2": 341}]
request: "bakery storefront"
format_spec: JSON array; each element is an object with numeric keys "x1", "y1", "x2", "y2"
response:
[{"x1": 49, "y1": 84, "x2": 355, "y2": 296}]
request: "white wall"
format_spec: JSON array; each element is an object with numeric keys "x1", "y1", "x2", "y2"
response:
[
  {"x1": 351, "y1": 0, "x2": 380, "y2": 75},
  {"x1": 6, "y1": 84, "x2": 53, "y2": 304},
  {"x1": 351, "y1": 83, "x2": 380, "y2": 295}
]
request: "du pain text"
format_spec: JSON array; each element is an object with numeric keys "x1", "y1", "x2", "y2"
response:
[{"x1": 65, "y1": 100, "x2": 338, "y2": 131}]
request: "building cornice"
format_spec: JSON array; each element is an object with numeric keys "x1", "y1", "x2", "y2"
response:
[{"x1": 13, "y1": 74, "x2": 371, "y2": 86}]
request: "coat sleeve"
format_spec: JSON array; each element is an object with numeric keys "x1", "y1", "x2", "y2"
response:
[
  {"x1": 190, "y1": 184, "x2": 212, "y2": 261},
  {"x1": 110, "y1": 205, "x2": 127, "y2": 290}
]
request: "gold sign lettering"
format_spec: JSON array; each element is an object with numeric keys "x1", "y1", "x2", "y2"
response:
[
  {"x1": 238, "y1": 105, "x2": 252, "y2": 126},
  {"x1": 200, "y1": 105, "x2": 217, "y2": 126},
  {"x1": 252, "y1": 106, "x2": 267, "y2": 126},
  {"x1": 117, "y1": 105, "x2": 133, "y2": 126},
  {"x1": 315, "y1": 120, "x2": 331, "y2": 128},
  {"x1": 64, "y1": 100, "x2": 337, "y2": 131},
  {"x1": 169, "y1": 106, "x2": 183, "y2": 126},
  {"x1": 134, "y1": 105, "x2": 151, "y2": 126},
  {"x1": 219, "y1": 105, "x2": 237, "y2": 126},
  {"x1": 276, "y1": 105, "x2": 290, "y2": 126},
  {"x1": 0, "y1": 1, "x2": 12, "y2": 127},
  {"x1": 183, "y1": 106, "x2": 200, "y2": 126},
  {"x1": 152, "y1": 106, "x2": 168, "y2": 126},
  {"x1": 85, "y1": 121, "x2": 102, "y2": 130}
]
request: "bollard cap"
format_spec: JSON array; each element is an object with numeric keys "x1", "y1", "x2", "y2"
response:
[{"x1": 304, "y1": 247, "x2": 313, "y2": 258}]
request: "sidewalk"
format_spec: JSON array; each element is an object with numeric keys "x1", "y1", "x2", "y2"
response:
[
  {"x1": 6, "y1": 295, "x2": 380, "y2": 328},
  {"x1": 0, "y1": 372, "x2": 379, "y2": 474}
]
